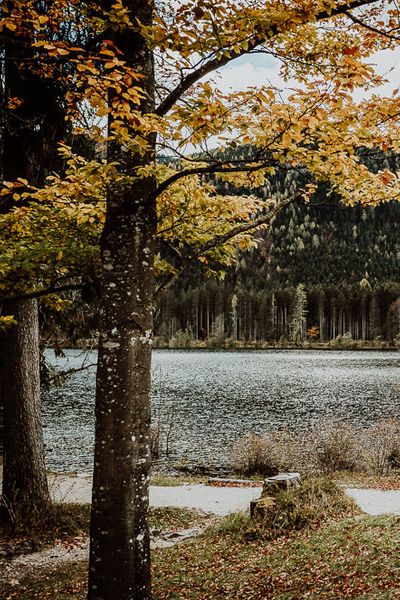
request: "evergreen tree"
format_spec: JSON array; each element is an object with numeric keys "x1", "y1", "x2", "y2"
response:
[{"x1": 290, "y1": 284, "x2": 307, "y2": 344}]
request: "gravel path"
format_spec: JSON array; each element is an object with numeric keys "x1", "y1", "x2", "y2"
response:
[
  {"x1": 49, "y1": 474, "x2": 262, "y2": 515},
  {"x1": 346, "y1": 488, "x2": 400, "y2": 515}
]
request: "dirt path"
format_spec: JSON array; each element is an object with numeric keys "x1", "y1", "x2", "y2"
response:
[{"x1": 4, "y1": 472, "x2": 400, "y2": 591}]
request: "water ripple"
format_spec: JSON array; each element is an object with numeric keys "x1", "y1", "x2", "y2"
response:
[{"x1": 42, "y1": 349, "x2": 400, "y2": 473}]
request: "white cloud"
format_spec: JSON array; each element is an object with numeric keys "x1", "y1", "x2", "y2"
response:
[
  {"x1": 214, "y1": 46, "x2": 400, "y2": 101},
  {"x1": 216, "y1": 61, "x2": 282, "y2": 94}
]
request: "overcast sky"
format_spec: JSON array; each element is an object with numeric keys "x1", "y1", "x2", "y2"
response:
[{"x1": 216, "y1": 46, "x2": 400, "y2": 101}]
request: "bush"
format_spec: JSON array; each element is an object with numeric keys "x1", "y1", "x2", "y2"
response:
[
  {"x1": 207, "y1": 332, "x2": 226, "y2": 348},
  {"x1": 330, "y1": 332, "x2": 354, "y2": 349},
  {"x1": 277, "y1": 336, "x2": 288, "y2": 348},
  {"x1": 230, "y1": 426, "x2": 359, "y2": 477},
  {"x1": 311, "y1": 423, "x2": 361, "y2": 473},
  {"x1": 230, "y1": 431, "x2": 295, "y2": 477},
  {"x1": 363, "y1": 418, "x2": 400, "y2": 475},
  {"x1": 1, "y1": 500, "x2": 90, "y2": 542},
  {"x1": 169, "y1": 329, "x2": 193, "y2": 348},
  {"x1": 231, "y1": 419, "x2": 400, "y2": 478},
  {"x1": 153, "y1": 335, "x2": 169, "y2": 349},
  {"x1": 212, "y1": 478, "x2": 359, "y2": 540},
  {"x1": 224, "y1": 336, "x2": 237, "y2": 349}
]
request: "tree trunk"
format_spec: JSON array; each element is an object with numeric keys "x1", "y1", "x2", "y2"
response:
[
  {"x1": 0, "y1": 18, "x2": 63, "y2": 521},
  {"x1": 0, "y1": 300, "x2": 50, "y2": 518},
  {"x1": 88, "y1": 2, "x2": 156, "y2": 598},
  {"x1": 89, "y1": 203, "x2": 156, "y2": 599}
]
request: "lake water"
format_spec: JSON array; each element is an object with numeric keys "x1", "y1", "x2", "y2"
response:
[{"x1": 43, "y1": 349, "x2": 400, "y2": 474}]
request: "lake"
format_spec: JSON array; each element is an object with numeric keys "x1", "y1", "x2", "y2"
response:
[{"x1": 43, "y1": 349, "x2": 400, "y2": 474}]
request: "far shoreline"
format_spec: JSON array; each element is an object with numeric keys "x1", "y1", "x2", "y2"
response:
[{"x1": 44, "y1": 342, "x2": 399, "y2": 353}]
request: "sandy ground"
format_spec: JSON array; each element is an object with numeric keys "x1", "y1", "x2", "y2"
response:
[{"x1": 49, "y1": 474, "x2": 262, "y2": 515}]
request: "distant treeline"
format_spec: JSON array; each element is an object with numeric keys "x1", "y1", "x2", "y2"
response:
[{"x1": 155, "y1": 195, "x2": 400, "y2": 346}]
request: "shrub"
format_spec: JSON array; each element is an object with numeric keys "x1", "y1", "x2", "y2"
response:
[
  {"x1": 231, "y1": 419, "x2": 400, "y2": 478},
  {"x1": 330, "y1": 332, "x2": 354, "y2": 349},
  {"x1": 153, "y1": 335, "x2": 169, "y2": 349},
  {"x1": 207, "y1": 332, "x2": 226, "y2": 348},
  {"x1": 277, "y1": 336, "x2": 288, "y2": 348},
  {"x1": 224, "y1": 336, "x2": 237, "y2": 349},
  {"x1": 150, "y1": 407, "x2": 175, "y2": 459},
  {"x1": 1, "y1": 500, "x2": 91, "y2": 542},
  {"x1": 363, "y1": 418, "x2": 400, "y2": 475},
  {"x1": 311, "y1": 423, "x2": 361, "y2": 474},
  {"x1": 169, "y1": 329, "x2": 193, "y2": 348},
  {"x1": 212, "y1": 478, "x2": 359, "y2": 540},
  {"x1": 230, "y1": 431, "x2": 295, "y2": 477},
  {"x1": 341, "y1": 331, "x2": 354, "y2": 347}
]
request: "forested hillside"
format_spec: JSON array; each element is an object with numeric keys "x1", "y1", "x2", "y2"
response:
[{"x1": 155, "y1": 194, "x2": 400, "y2": 346}]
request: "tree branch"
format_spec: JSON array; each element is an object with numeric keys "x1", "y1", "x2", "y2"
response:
[
  {"x1": 1, "y1": 282, "x2": 86, "y2": 303},
  {"x1": 155, "y1": 0, "x2": 381, "y2": 117},
  {"x1": 155, "y1": 194, "x2": 297, "y2": 297},
  {"x1": 344, "y1": 10, "x2": 400, "y2": 40},
  {"x1": 149, "y1": 159, "x2": 278, "y2": 204}
]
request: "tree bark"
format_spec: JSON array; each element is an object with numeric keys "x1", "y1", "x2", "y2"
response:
[
  {"x1": 88, "y1": 2, "x2": 156, "y2": 598},
  {"x1": 0, "y1": 15, "x2": 64, "y2": 520},
  {"x1": 0, "y1": 300, "x2": 50, "y2": 517},
  {"x1": 89, "y1": 204, "x2": 156, "y2": 600}
]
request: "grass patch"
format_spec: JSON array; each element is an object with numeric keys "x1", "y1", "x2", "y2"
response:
[
  {"x1": 1, "y1": 561, "x2": 88, "y2": 600},
  {"x1": 150, "y1": 474, "x2": 206, "y2": 486},
  {"x1": 1, "y1": 479, "x2": 398, "y2": 599},
  {"x1": 0, "y1": 503, "x2": 210, "y2": 564},
  {"x1": 209, "y1": 477, "x2": 359, "y2": 542},
  {"x1": 0, "y1": 503, "x2": 91, "y2": 548},
  {"x1": 261, "y1": 477, "x2": 360, "y2": 533},
  {"x1": 3, "y1": 515, "x2": 400, "y2": 599},
  {"x1": 150, "y1": 507, "x2": 215, "y2": 531},
  {"x1": 0, "y1": 506, "x2": 215, "y2": 599},
  {"x1": 152, "y1": 514, "x2": 400, "y2": 599},
  {"x1": 333, "y1": 470, "x2": 400, "y2": 490}
]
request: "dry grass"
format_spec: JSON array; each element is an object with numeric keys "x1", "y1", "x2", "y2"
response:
[{"x1": 231, "y1": 419, "x2": 400, "y2": 478}]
